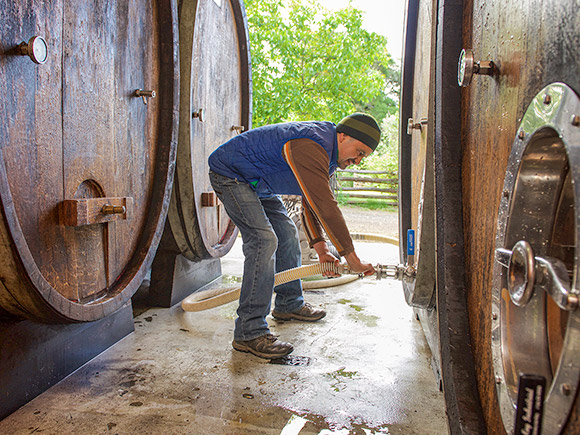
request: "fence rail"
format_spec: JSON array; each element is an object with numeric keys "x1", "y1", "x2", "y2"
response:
[
  {"x1": 338, "y1": 176, "x2": 397, "y2": 185},
  {"x1": 334, "y1": 168, "x2": 398, "y2": 206}
]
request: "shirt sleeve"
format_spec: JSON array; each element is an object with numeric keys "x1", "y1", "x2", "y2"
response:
[
  {"x1": 282, "y1": 138, "x2": 354, "y2": 256},
  {"x1": 301, "y1": 199, "x2": 325, "y2": 247}
]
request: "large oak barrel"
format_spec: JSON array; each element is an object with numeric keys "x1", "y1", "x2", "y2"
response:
[
  {"x1": 400, "y1": 0, "x2": 580, "y2": 433},
  {"x1": 0, "y1": 0, "x2": 179, "y2": 323},
  {"x1": 398, "y1": 0, "x2": 443, "y2": 396},
  {"x1": 165, "y1": 0, "x2": 251, "y2": 262}
]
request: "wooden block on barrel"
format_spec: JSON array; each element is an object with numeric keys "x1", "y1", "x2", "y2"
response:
[
  {"x1": 200, "y1": 191, "x2": 219, "y2": 207},
  {"x1": 59, "y1": 197, "x2": 134, "y2": 226}
]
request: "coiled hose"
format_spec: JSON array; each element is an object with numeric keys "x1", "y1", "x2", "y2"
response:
[{"x1": 181, "y1": 262, "x2": 360, "y2": 312}]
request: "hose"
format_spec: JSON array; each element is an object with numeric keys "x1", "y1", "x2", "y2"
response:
[{"x1": 181, "y1": 262, "x2": 360, "y2": 312}]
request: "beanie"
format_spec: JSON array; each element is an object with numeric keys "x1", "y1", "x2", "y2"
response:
[{"x1": 336, "y1": 113, "x2": 381, "y2": 151}]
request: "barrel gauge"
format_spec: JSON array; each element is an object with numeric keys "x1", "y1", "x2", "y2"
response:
[
  {"x1": 19, "y1": 36, "x2": 48, "y2": 65},
  {"x1": 457, "y1": 49, "x2": 495, "y2": 87}
]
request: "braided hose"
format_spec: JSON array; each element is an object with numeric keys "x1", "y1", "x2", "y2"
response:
[
  {"x1": 181, "y1": 262, "x2": 357, "y2": 312},
  {"x1": 273, "y1": 262, "x2": 345, "y2": 286}
]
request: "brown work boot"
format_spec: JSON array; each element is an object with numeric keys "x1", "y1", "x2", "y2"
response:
[
  {"x1": 272, "y1": 303, "x2": 326, "y2": 322},
  {"x1": 232, "y1": 334, "x2": 293, "y2": 359}
]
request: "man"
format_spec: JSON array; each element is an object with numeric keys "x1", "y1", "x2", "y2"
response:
[{"x1": 208, "y1": 113, "x2": 379, "y2": 359}]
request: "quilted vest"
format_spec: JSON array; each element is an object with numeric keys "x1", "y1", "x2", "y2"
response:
[{"x1": 208, "y1": 121, "x2": 338, "y2": 196}]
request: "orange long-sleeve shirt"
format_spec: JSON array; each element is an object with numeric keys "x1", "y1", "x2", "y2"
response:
[{"x1": 282, "y1": 138, "x2": 354, "y2": 256}]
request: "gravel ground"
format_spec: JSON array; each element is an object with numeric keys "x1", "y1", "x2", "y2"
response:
[{"x1": 341, "y1": 205, "x2": 399, "y2": 239}]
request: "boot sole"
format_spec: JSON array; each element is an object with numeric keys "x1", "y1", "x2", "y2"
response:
[
  {"x1": 272, "y1": 312, "x2": 326, "y2": 322},
  {"x1": 232, "y1": 341, "x2": 293, "y2": 359}
]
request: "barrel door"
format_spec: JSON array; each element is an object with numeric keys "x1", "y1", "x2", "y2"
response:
[
  {"x1": 0, "y1": 1, "x2": 178, "y2": 322},
  {"x1": 399, "y1": 0, "x2": 436, "y2": 309},
  {"x1": 168, "y1": 0, "x2": 251, "y2": 261},
  {"x1": 492, "y1": 84, "x2": 580, "y2": 434}
]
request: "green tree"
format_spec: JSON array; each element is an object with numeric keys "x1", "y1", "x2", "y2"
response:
[
  {"x1": 245, "y1": 0, "x2": 398, "y2": 128},
  {"x1": 361, "y1": 112, "x2": 399, "y2": 173},
  {"x1": 355, "y1": 61, "x2": 400, "y2": 122}
]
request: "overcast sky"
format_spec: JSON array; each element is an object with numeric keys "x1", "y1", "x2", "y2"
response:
[{"x1": 317, "y1": 0, "x2": 406, "y2": 61}]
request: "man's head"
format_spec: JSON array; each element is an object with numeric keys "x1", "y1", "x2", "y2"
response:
[{"x1": 335, "y1": 113, "x2": 381, "y2": 169}]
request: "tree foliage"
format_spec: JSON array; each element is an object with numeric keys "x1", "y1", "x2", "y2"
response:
[
  {"x1": 361, "y1": 113, "x2": 400, "y2": 173},
  {"x1": 245, "y1": 0, "x2": 399, "y2": 128}
]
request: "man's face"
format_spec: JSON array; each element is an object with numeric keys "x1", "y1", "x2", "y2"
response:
[{"x1": 337, "y1": 133, "x2": 373, "y2": 169}]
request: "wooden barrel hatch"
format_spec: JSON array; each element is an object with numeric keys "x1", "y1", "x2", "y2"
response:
[
  {"x1": 0, "y1": 0, "x2": 179, "y2": 323},
  {"x1": 400, "y1": 0, "x2": 580, "y2": 433},
  {"x1": 166, "y1": 0, "x2": 251, "y2": 262}
]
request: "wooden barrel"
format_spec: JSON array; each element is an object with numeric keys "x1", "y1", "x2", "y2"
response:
[
  {"x1": 165, "y1": 0, "x2": 251, "y2": 262},
  {"x1": 399, "y1": 0, "x2": 437, "y2": 309},
  {"x1": 400, "y1": 0, "x2": 580, "y2": 433},
  {"x1": 0, "y1": 0, "x2": 179, "y2": 323},
  {"x1": 398, "y1": 0, "x2": 443, "y2": 394}
]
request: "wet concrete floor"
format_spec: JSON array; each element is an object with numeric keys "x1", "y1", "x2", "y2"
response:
[{"x1": 0, "y1": 240, "x2": 448, "y2": 434}]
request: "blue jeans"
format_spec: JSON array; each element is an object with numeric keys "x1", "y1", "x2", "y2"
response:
[{"x1": 209, "y1": 171, "x2": 304, "y2": 341}]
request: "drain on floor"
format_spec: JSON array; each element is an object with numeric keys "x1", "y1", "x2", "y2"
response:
[{"x1": 269, "y1": 355, "x2": 312, "y2": 366}]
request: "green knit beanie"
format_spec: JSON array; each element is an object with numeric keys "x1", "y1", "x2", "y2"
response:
[{"x1": 336, "y1": 113, "x2": 381, "y2": 151}]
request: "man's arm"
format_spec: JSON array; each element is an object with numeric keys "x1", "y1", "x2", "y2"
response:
[
  {"x1": 283, "y1": 139, "x2": 374, "y2": 276},
  {"x1": 283, "y1": 138, "x2": 353, "y2": 255}
]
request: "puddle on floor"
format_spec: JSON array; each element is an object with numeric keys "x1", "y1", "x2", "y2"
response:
[
  {"x1": 325, "y1": 366, "x2": 359, "y2": 392},
  {"x1": 278, "y1": 412, "x2": 391, "y2": 435},
  {"x1": 270, "y1": 355, "x2": 312, "y2": 366},
  {"x1": 348, "y1": 311, "x2": 379, "y2": 327}
]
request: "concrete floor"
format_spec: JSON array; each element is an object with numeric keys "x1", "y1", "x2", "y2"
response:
[{"x1": 0, "y1": 240, "x2": 448, "y2": 434}]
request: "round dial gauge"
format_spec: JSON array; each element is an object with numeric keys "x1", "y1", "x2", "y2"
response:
[
  {"x1": 28, "y1": 36, "x2": 48, "y2": 64},
  {"x1": 457, "y1": 48, "x2": 474, "y2": 87}
]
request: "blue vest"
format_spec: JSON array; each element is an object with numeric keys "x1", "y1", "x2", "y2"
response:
[{"x1": 208, "y1": 121, "x2": 338, "y2": 196}]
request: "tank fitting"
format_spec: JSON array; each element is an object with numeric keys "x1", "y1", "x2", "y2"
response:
[{"x1": 375, "y1": 264, "x2": 416, "y2": 281}]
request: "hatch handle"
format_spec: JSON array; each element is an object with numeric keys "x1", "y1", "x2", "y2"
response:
[
  {"x1": 102, "y1": 204, "x2": 126, "y2": 215},
  {"x1": 59, "y1": 197, "x2": 133, "y2": 226},
  {"x1": 496, "y1": 240, "x2": 578, "y2": 311}
]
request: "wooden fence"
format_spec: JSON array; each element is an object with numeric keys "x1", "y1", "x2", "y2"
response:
[{"x1": 333, "y1": 168, "x2": 398, "y2": 206}]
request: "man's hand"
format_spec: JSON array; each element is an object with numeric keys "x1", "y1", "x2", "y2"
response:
[
  {"x1": 313, "y1": 241, "x2": 341, "y2": 277},
  {"x1": 344, "y1": 251, "x2": 375, "y2": 276}
]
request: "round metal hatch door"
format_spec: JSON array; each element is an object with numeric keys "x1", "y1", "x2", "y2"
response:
[
  {"x1": 168, "y1": 0, "x2": 251, "y2": 262},
  {"x1": 0, "y1": 1, "x2": 178, "y2": 322},
  {"x1": 398, "y1": 0, "x2": 436, "y2": 309},
  {"x1": 492, "y1": 83, "x2": 580, "y2": 434}
]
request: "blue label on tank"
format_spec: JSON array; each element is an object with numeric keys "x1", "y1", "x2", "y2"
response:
[{"x1": 407, "y1": 229, "x2": 415, "y2": 256}]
